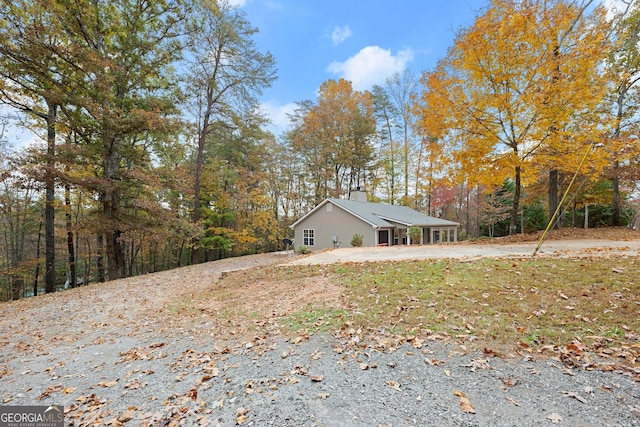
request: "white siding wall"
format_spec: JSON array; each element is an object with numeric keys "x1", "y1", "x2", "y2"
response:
[{"x1": 294, "y1": 203, "x2": 374, "y2": 250}]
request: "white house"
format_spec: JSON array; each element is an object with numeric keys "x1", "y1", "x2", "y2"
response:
[{"x1": 291, "y1": 190, "x2": 461, "y2": 250}]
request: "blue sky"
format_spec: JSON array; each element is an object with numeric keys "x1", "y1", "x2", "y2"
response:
[
  {"x1": 232, "y1": 0, "x2": 491, "y2": 135},
  {"x1": 4, "y1": 0, "x2": 621, "y2": 148},
  {"x1": 3, "y1": 0, "x2": 489, "y2": 149}
]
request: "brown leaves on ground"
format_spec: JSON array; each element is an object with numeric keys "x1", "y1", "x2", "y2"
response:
[
  {"x1": 193, "y1": 266, "x2": 347, "y2": 342},
  {"x1": 454, "y1": 390, "x2": 476, "y2": 414},
  {"x1": 540, "y1": 339, "x2": 640, "y2": 382}
]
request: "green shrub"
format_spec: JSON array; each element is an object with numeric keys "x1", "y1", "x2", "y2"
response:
[
  {"x1": 351, "y1": 233, "x2": 363, "y2": 247},
  {"x1": 296, "y1": 245, "x2": 311, "y2": 254},
  {"x1": 408, "y1": 226, "x2": 421, "y2": 243}
]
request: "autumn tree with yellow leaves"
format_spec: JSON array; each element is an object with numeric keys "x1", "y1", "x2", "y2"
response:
[{"x1": 415, "y1": 0, "x2": 611, "y2": 234}]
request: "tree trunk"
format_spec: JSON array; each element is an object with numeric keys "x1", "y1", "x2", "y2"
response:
[
  {"x1": 584, "y1": 204, "x2": 589, "y2": 229},
  {"x1": 510, "y1": 166, "x2": 521, "y2": 235},
  {"x1": 465, "y1": 185, "x2": 471, "y2": 237},
  {"x1": 102, "y1": 145, "x2": 126, "y2": 281},
  {"x1": 612, "y1": 84, "x2": 625, "y2": 227},
  {"x1": 33, "y1": 221, "x2": 42, "y2": 297},
  {"x1": 612, "y1": 161, "x2": 620, "y2": 226},
  {"x1": 191, "y1": 130, "x2": 205, "y2": 265},
  {"x1": 548, "y1": 169, "x2": 559, "y2": 230},
  {"x1": 191, "y1": 87, "x2": 214, "y2": 265},
  {"x1": 45, "y1": 101, "x2": 57, "y2": 293},
  {"x1": 106, "y1": 227, "x2": 125, "y2": 280},
  {"x1": 65, "y1": 184, "x2": 77, "y2": 288},
  {"x1": 96, "y1": 234, "x2": 105, "y2": 283}
]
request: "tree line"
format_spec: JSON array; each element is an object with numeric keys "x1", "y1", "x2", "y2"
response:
[{"x1": 0, "y1": 0, "x2": 638, "y2": 300}]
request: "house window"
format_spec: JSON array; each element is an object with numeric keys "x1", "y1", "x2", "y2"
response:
[
  {"x1": 303, "y1": 229, "x2": 315, "y2": 246},
  {"x1": 327, "y1": 203, "x2": 332, "y2": 212}
]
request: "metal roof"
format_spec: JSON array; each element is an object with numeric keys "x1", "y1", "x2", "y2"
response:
[{"x1": 292, "y1": 198, "x2": 461, "y2": 228}]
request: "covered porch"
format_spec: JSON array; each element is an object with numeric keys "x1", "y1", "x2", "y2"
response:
[{"x1": 374, "y1": 224, "x2": 458, "y2": 245}]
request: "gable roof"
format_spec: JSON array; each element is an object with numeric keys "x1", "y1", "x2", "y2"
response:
[{"x1": 291, "y1": 198, "x2": 461, "y2": 229}]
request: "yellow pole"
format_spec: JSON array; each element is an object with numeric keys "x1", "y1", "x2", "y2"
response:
[{"x1": 531, "y1": 142, "x2": 594, "y2": 260}]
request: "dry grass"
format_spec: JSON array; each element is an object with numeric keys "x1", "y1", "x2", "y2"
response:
[
  {"x1": 203, "y1": 256, "x2": 640, "y2": 356},
  {"x1": 334, "y1": 258, "x2": 640, "y2": 349}
]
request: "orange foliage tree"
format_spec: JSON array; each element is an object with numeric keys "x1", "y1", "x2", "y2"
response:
[
  {"x1": 288, "y1": 79, "x2": 376, "y2": 203},
  {"x1": 414, "y1": 0, "x2": 610, "y2": 234}
]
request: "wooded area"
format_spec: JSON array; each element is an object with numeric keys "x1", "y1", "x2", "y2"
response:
[{"x1": 0, "y1": 0, "x2": 638, "y2": 300}]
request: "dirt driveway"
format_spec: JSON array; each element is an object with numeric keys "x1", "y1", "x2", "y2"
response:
[{"x1": 289, "y1": 238, "x2": 640, "y2": 265}]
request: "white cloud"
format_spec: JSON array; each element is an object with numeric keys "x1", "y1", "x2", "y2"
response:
[
  {"x1": 602, "y1": 0, "x2": 630, "y2": 19},
  {"x1": 327, "y1": 46, "x2": 414, "y2": 90},
  {"x1": 330, "y1": 25, "x2": 352, "y2": 45},
  {"x1": 227, "y1": 0, "x2": 248, "y2": 7},
  {"x1": 260, "y1": 100, "x2": 297, "y2": 135}
]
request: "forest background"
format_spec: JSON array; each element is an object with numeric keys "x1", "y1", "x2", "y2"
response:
[{"x1": 0, "y1": 0, "x2": 638, "y2": 301}]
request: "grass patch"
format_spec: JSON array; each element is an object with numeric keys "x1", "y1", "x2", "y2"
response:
[
  {"x1": 179, "y1": 256, "x2": 638, "y2": 355},
  {"x1": 330, "y1": 257, "x2": 639, "y2": 351},
  {"x1": 283, "y1": 305, "x2": 347, "y2": 333}
]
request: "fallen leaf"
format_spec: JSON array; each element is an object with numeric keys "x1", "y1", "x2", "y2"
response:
[
  {"x1": 386, "y1": 380, "x2": 401, "y2": 391},
  {"x1": 317, "y1": 393, "x2": 330, "y2": 399},
  {"x1": 501, "y1": 377, "x2": 518, "y2": 387},
  {"x1": 562, "y1": 391, "x2": 587, "y2": 403},
  {"x1": 291, "y1": 334, "x2": 309, "y2": 344},
  {"x1": 506, "y1": 397, "x2": 520, "y2": 406},
  {"x1": 426, "y1": 358, "x2": 444, "y2": 366},
  {"x1": 465, "y1": 358, "x2": 490, "y2": 372},
  {"x1": 310, "y1": 375, "x2": 324, "y2": 382},
  {"x1": 63, "y1": 387, "x2": 77, "y2": 394},
  {"x1": 38, "y1": 384, "x2": 63, "y2": 400},
  {"x1": 482, "y1": 348, "x2": 498, "y2": 357},
  {"x1": 454, "y1": 390, "x2": 475, "y2": 414},
  {"x1": 291, "y1": 365, "x2": 308, "y2": 376},
  {"x1": 99, "y1": 380, "x2": 119, "y2": 388},
  {"x1": 124, "y1": 379, "x2": 146, "y2": 390},
  {"x1": 186, "y1": 388, "x2": 198, "y2": 401},
  {"x1": 547, "y1": 413, "x2": 563, "y2": 423},
  {"x1": 203, "y1": 361, "x2": 219, "y2": 374},
  {"x1": 310, "y1": 350, "x2": 323, "y2": 360},
  {"x1": 117, "y1": 409, "x2": 136, "y2": 423}
]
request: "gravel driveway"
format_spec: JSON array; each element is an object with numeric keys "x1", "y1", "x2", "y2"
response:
[{"x1": 0, "y1": 244, "x2": 638, "y2": 426}]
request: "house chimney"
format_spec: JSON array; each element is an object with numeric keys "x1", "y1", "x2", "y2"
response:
[{"x1": 349, "y1": 187, "x2": 367, "y2": 202}]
